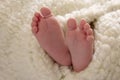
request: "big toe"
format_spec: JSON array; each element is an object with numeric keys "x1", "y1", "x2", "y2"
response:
[
  {"x1": 67, "y1": 18, "x2": 77, "y2": 31},
  {"x1": 40, "y1": 7, "x2": 52, "y2": 18}
]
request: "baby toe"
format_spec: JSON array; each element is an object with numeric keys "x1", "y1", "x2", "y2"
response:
[
  {"x1": 32, "y1": 26, "x2": 38, "y2": 34},
  {"x1": 87, "y1": 35, "x2": 94, "y2": 43}
]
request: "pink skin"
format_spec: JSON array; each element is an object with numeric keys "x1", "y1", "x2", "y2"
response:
[
  {"x1": 31, "y1": 7, "x2": 94, "y2": 72},
  {"x1": 66, "y1": 18, "x2": 94, "y2": 72},
  {"x1": 31, "y1": 7, "x2": 71, "y2": 66}
]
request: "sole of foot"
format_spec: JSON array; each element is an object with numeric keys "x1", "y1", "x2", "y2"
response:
[
  {"x1": 66, "y1": 18, "x2": 94, "y2": 72},
  {"x1": 31, "y1": 7, "x2": 71, "y2": 66}
]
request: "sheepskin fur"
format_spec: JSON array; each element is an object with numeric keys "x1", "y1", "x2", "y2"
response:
[{"x1": 0, "y1": 0, "x2": 120, "y2": 80}]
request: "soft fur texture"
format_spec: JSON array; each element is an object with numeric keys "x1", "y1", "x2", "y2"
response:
[{"x1": 0, "y1": 0, "x2": 120, "y2": 80}]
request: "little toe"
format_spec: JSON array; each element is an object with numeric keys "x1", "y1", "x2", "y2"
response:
[
  {"x1": 87, "y1": 35, "x2": 94, "y2": 43},
  {"x1": 67, "y1": 18, "x2": 77, "y2": 31},
  {"x1": 40, "y1": 7, "x2": 53, "y2": 18},
  {"x1": 79, "y1": 19, "x2": 86, "y2": 30},
  {"x1": 32, "y1": 26, "x2": 38, "y2": 34}
]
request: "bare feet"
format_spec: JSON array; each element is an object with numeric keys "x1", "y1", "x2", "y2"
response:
[
  {"x1": 66, "y1": 18, "x2": 94, "y2": 72},
  {"x1": 31, "y1": 7, "x2": 71, "y2": 66},
  {"x1": 31, "y1": 7, "x2": 94, "y2": 72}
]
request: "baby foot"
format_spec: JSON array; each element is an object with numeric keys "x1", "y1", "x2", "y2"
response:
[
  {"x1": 66, "y1": 18, "x2": 94, "y2": 72},
  {"x1": 31, "y1": 7, "x2": 71, "y2": 66}
]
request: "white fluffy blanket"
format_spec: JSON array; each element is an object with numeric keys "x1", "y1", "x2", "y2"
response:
[{"x1": 0, "y1": 0, "x2": 120, "y2": 80}]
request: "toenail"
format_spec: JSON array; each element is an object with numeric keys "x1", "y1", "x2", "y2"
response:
[{"x1": 68, "y1": 18, "x2": 77, "y2": 30}]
